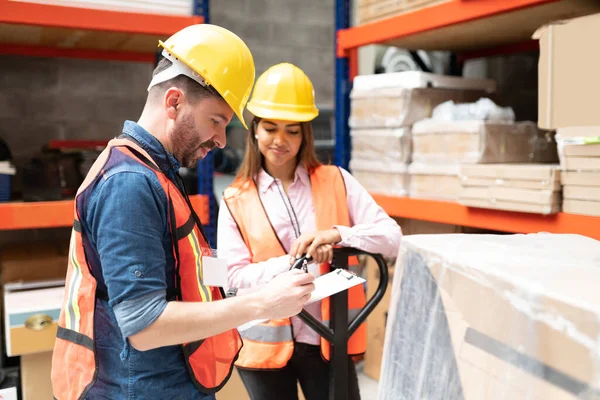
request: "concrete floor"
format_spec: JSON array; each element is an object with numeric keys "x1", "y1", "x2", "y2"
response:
[{"x1": 357, "y1": 363, "x2": 379, "y2": 400}]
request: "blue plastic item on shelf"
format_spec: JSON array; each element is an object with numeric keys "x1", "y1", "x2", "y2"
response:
[{"x1": 0, "y1": 173, "x2": 11, "y2": 202}]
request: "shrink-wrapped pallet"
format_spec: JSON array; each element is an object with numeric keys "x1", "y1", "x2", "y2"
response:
[{"x1": 379, "y1": 233, "x2": 600, "y2": 400}]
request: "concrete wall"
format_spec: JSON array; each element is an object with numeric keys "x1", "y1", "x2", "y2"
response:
[
  {"x1": 0, "y1": 0, "x2": 337, "y2": 167},
  {"x1": 0, "y1": 56, "x2": 152, "y2": 159},
  {"x1": 211, "y1": 0, "x2": 335, "y2": 106}
]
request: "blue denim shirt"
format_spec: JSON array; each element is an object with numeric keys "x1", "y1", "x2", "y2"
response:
[{"x1": 82, "y1": 121, "x2": 215, "y2": 400}]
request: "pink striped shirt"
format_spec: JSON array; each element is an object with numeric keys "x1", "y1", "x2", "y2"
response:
[{"x1": 217, "y1": 165, "x2": 402, "y2": 345}]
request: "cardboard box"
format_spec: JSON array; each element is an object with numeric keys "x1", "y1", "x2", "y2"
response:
[
  {"x1": 459, "y1": 164, "x2": 562, "y2": 214},
  {"x1": 411, "y1": 120, "x2": 558, "y2": 164},
  {"x1": 379, "y1": 233, "x2": 600, "y2": 400},
  {"x1": 363, "y1": 219, "x2": 480, "y2": 382},
  {"x1": 0, "y1": 241, "x2": 68, "y2": 285},
  {"x1": 563, "y1": 185, "x2": 600, "y2": 202},
  {"x1": 349, "y1": 72, "x2": 494, "y2": 129},
  {"x1": 537, "y1": 13, "x2": 600, "y2": 129},
  {"x1": 460, "y1": 197, "x2": 561, "y2": 215},
  {"x1": 561, "y1": 171, "x2": 600, "y2": 186},
  {"x1": 408, "y1": 163, "x2": 461, "y2": 201},
  {"x1": 4, "y1": 282, "x2": 63, "y2": 357},
  {"x1": 21, "y1": 352, "x2": 53, "y2": 400},
  {"x1": 563, "y1": 199, "x2": 600, "y2": 217},
  {"x1": 560, "y1": 157, "x2": 600, "y2": 171},
  {"x1": 556, "y1": 126, "x2": 600, "y2": 139},
  {"x1": 350, "y1": 127, "x2": 412, "y2": 164},
  {"x1": 350, "y1": 159, "x2": 409, "y2": 197},
  {"x1": 460, "y1": 163, "x2": 561, "y2": 191}
]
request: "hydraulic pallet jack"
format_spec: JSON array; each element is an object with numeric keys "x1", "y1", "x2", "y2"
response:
[{"x1": 291, "y1": 247, "x2": 389, "y2": 400}]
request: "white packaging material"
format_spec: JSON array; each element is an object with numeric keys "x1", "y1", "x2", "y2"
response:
[
  {"x1": 380, "y1": 233, "x2": 600, "y2": 400},
  {"x1": 431, "y1": 98, "x2": 515, "y2": 122},
  {"x1": 352, "y1": 71, "x2": 496, "y2": 93},
  {"x1": 12, "y1": 0, "x2": 193, "y2": 15},
  {"x1": 0, "y1": 161, "x2": 16, "y2": 175},
  {"x1": 350, "y1": 128, "x2": 412, "y2": 164},
  {"x1": 350, "y1": 159, "x2": 408, "y2": 197}
]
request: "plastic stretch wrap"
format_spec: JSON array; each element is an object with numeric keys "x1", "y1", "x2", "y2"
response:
[
  {"x1": 431, "y1": 98, "x2": 515, "y2": 122},
  {"x1": 350, "y1": 159, "x2": 408, "y2": 196},
  {"x1": 411, "y1": 120, "x2": 558, "y2": 164},
  {"x1": 350, "y1": 128, "x2": 412, "y2": 164},
  {"x1": 408, "y1": 163, "x2": 461, "y2": 201},
  {"x1": 16, "y1": 0, "x2": 193, "y2": 15},
  {"x1": 349, "y1": 72, "x2": 494, "y2": 129},
  {"x1": 379, "y1": 233, "x2": 600, "y2": 400}
]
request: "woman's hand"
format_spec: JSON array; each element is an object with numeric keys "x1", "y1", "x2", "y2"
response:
[{"x1": 289, "y1": 229, "x2": 342, "y2": 264}]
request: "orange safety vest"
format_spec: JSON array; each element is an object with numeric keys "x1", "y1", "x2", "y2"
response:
[
  {"x1": 223, "y1": 165, "x2": 367, "y2": 370},
  {"x1": 51, "y1": 138, "x2": 242, "y2": 399}
]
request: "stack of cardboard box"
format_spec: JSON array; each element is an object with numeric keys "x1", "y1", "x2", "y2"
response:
[
  {"x1": 409, "y1": 119, "x2": 558, "y2": 202},
  {"x1": 348, "y1": 71, "x2": 495, "y2": 197},
  {"x1": 459, "y1": 164, "x2": 562, "y2": 214},
  {"x1": 379, "y1": 233, "x2": 600, "y2": 400},
  {"x1": 556, "y1": 127, "x2": 600, "y2": 217},
  {"x1": 536, "y1": 13, "x2": 600, "y2": 217}
]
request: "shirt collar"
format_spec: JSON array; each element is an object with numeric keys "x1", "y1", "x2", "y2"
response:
[
  {"x1": 256, "y1": 164, "x2": 310, "y2": 193},
  {"x1": 121, "y1": 120, "x2": 181, "y2": 174}
]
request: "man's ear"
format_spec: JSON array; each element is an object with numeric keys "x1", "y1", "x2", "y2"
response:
[{"x1": 164, "y1": 87, "x2": 184, "y2": 120}]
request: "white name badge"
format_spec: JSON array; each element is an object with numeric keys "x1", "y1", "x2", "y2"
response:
[{"x1": 201, "y1": 256, "x2": 229, "y2": 287}]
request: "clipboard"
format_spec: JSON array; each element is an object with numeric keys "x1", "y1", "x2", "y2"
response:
[{"x1": 237, "y1": 269, "x2": 365, "y2": 332}]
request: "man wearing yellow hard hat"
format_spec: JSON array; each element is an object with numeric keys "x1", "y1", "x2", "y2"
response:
[
  {"x1": 219, "y1": 63, "x2": 401, "y2": 399},
  {"x1": 50, "y1": 25, "x2": 316, "y2": 400}
]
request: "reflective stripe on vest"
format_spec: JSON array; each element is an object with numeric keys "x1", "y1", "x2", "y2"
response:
[
  {"x1": 51, "y1": 139, "x2": 242, "y2": 399},
  {"x1": 223, "y1": 165, "x2": 367, "y2": 370}
]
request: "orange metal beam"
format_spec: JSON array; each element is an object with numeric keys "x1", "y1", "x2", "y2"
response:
[
  {"x1": 0, "y1": 195, "x2": 209, "y2": 230},
  {"x1": 0, "y1": 1, "x2": 203, "y2": 35},
  {"x1": 337, "y1": 0, "x2": 557, "y2": 56},
  {"x1": 0, "y1": 44, "x2": 156, "y2": 62},
  {"x1": 372, "y1": 195, "x2": 600, "y2": 240},
  {"x1": 348, "y1": 48, "x2": 358, "y2": 82}
]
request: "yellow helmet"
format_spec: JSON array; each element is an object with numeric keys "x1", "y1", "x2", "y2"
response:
[
  {"x1": 148, "y1": 24, "x2": 255, "y2": 129},
  {"x1": 247, "y1": 63, "x2": 319, "y2": 122}
]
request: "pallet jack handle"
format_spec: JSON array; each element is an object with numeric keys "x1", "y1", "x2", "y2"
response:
[{"x1": 294, "y1": 247, "x2": 389, "y2": 400}]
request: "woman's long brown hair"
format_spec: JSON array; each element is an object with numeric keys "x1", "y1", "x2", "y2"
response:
[{"x1": 234, "y1": 117, "x2": 322, "y2": 184}]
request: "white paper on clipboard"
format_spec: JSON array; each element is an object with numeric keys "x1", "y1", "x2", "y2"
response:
[{"x1": 237, "y1": 269, "x2": 366, "y2": 332}]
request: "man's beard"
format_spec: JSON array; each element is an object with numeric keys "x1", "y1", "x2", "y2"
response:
[{"x1": 171, "y1": 114, "x2": 216, "y2": 168}]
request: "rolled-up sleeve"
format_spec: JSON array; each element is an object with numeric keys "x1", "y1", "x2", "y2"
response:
[{"x1": 87, "y1": 171, "x2": 169, "y2": 338}]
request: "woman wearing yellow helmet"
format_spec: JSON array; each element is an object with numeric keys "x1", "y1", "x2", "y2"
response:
[{"x1": 218, "y1": 63, "x2": 401, "y2": 400}]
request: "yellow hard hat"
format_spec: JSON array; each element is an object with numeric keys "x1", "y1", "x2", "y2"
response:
[
  {"x1": 247, "y1": 63, "x2": 319, "y2": 122},
  {"x1": 151, "y1": 24, "x2": 255, "y2": 129}
]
